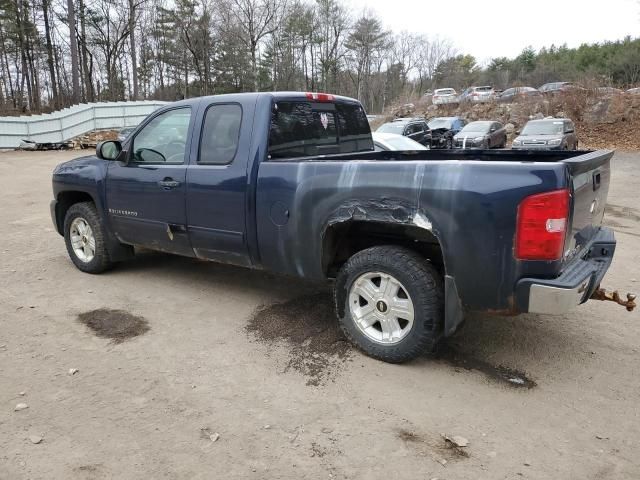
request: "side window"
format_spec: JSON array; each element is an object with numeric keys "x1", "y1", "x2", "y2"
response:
[
  {"x1": 405, "y1": 124, "x2": 419, "y2": 135},
  {"x1": 199, "y1": 104, "x2": 242, "y2": 165},
  {"x1": 132, "y1": 107, "x2": 191, "y2": 164}
]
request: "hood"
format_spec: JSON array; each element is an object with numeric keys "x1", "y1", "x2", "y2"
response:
[
  {"x1": 430, "y1": 127, "x2": 452, "y2": 137},
  {"x1": 53, "y1": 155, "x2": 103, "y2": 173},
  {"x1": 453, "y1": 132, "x2": 486, "y2": 140}
]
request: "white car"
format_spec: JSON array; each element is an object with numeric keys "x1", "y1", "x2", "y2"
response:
[
  {"x1": 432, "y1": 88, "x2": 458, "y2": 105},
  {"x1": 372, "y1": 132, "x2": 429, "y2": 151}
]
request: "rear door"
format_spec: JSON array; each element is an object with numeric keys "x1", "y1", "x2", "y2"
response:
[
  {"x1": 106, "y1": 106, "x2": 194, "y2": 255},
  {"x1": 185, "y1": 101, "x2": 252, "y2": 266}
]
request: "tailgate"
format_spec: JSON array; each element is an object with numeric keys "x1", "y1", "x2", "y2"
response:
[{"x1": 563, "y1": 150, "x2": 614, "y2": 261}]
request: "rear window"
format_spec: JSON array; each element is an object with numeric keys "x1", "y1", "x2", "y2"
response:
[
  {"x1": 436, "y1": 89, "x2": 455, "y2": 95},
  {"x1": 475, "y1": 86, "x2": 493, "y2": 92},
  {"x1": 268, "y1": 101, "x2": 373, "y2": 159}
]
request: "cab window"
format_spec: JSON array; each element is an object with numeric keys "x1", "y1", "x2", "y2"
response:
[{"x1": 131, "y1": 108, "x2": 191, "y2": 164}]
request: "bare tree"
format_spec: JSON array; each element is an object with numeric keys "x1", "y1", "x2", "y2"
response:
[
  {"x1": 223, "y1": 0, "x2": 285, "y2": 90},
  {"x1": 66, "y1": 0, "x2": 80, "y2": 102}
]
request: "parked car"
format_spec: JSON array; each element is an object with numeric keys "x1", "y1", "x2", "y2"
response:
[
  {"x1": 454, "y1": 121, "x2": 506, "y2": 149},
  {"x1": 459, "y1": 86, "x2": 495, "y2": 103},
  {"x1": 432, "y1": 88, "x2": 458, "y2": 105},
  {"x1": 497, "y1": 87, "x2": 542, "y2": 103},
  {"x1": 50, "y1": 91, "x2": 621, "y2": 363},
  {"x1": 117, "y1": 127, "x2": 136, "y2": 142},
  {"x1": 595, "y1": 87, "x2": 623, "y2": 97},
  {"x1": 512, "y1": 118, "x2": 578, "y2": 150},
  {"x1": 539, "y1": 82, "x2": 582, "y2": 95},
  {"x1": 427, "y1": 117, "x2": 466, "y2": 149},
  {"x1": 372, "y1": 132, "x2": 428, "y2": 151},
  {"x1": 376, "y1": 117, "x2": 431, "y2": 146},
  {"x1": 627, "y1": 87, "x2": 640, "y2": 95}
]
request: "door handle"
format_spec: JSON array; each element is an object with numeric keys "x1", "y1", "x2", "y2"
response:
[{"x1": 158, "y1": 178, "x2": 180, "y2": 190}]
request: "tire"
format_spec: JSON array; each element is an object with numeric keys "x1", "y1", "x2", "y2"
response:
[
  {"x1": 63, "y1": 202, "x2": 113, "y2": 274},
  {"x1": 334, "y1": 246, "x2": 444, "y2": 363}
]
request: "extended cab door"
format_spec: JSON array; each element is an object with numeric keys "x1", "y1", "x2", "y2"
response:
[
  {"x1": 105, "y1": 106, "x2": 194, "y2": 256},
  {"x1": 185, "y1": 101, "x2": 253, "y2": 267}
]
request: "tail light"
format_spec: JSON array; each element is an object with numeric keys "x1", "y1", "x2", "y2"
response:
[
  {"x1": 305, "y1": 92, "x2": 334, "y2": 102},
  {"x1": 515, "y1": 189, "x2": 570, "y2": 260}
]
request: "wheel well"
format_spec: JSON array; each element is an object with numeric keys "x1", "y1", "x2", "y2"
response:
[
  {"x1": 54, "y1": 191, "x2": 94, "y2": 234},
  {"x1": 322, "y1": 221, "x2": 444, "y2": 278}
]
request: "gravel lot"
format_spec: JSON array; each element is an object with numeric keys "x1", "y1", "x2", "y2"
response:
[{"x1": 1, "y1": 150, "x2": 639, "y2": 480}]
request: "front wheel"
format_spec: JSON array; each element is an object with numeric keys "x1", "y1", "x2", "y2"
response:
[
  {"x1": 334, "y1": 246, "x2": 444, "y2": 363},
  {"x1": 63, "y1": 202, "x2": 113, "y2": 274}
]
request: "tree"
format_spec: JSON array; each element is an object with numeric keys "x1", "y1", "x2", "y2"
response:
[{"x1": 66, "y1": 0, "x2": 81, "y2": 102}]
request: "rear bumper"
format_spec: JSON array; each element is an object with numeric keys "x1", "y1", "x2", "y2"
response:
[
  {"x1": 512, "y1": 144, "x2": 564, "y2": 151},
  {"x1": 515, "y1": 228, "x2": 616, "y2": 314}
]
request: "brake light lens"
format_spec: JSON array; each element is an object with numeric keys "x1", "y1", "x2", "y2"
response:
[
  {"x1": 515, "y1": 188, "x2": 570, "y2": 260},
  {"x1": 305, "y1": 92, "x2": 334, "y2": 102}
]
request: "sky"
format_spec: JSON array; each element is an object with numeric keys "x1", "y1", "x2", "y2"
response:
[{"x1": 346, "y1": 0, "x2": 639, "y2": 65}]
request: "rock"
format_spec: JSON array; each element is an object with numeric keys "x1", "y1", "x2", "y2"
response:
[
  {"x1": 19, "y1": 391, "x2": 26, "y2": 396},
  {"x1": 437, "y1": 458, "x2": 447, "y2": 466},
  {"x1": 68, "y1": 368, "x2": 79, "y2": 375},
  {"x1": 29, "y1": 435, "x2": 43, "y2": 444},
  {"x1": 508, "y1": 377, "x2": 525, "y2": 385},
  {"x1": 264, "y1": 425, "x2": 271, "y2": 430},
  {"x1": 210, "y1": 432, "x2": 220, "y2": 442},
  {"x1": 595, "y1": 435, "x2": 609, "y2": 440},
  {"x1": 532, "y1": 112, "x2": 544, "y2": 120},
  {"x1": 15, "y1": 403, "x2": 29, "y2": 411},
  {"x1": 321, "y1": 427, "x2": 333, "y2": 434},
  {"x1": 443, "y1": 434, "x2": 469, "y2": 447},
  {"x1": 487, "y1": 451, "x2": 497, "y2": 458},
  {"x1": 505, "y1": 123, "x2": 515, "y2": 135},
  {"x1": 524, "y1": 461, "x2": 532, "y2": 466}
]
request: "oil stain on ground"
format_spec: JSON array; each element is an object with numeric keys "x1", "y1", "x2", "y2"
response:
[
  {"x1": 246, "y1": 292, "x2": 352, "y2": 386},
  {"x1": 439, "y1": 346, "x2": 536, "y2": 389},
  {"x1": 77, "y1": 308, "x2": 150, "y2": 344}
]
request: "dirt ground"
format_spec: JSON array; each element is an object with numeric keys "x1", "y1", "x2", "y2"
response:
[{"x1": 1, "y1": 149, "x2": 639, "y2": 480}]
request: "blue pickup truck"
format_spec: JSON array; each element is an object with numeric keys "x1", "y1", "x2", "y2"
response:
[{"x1": 51, "y1": 92, "x2": 625, "y2": 363}]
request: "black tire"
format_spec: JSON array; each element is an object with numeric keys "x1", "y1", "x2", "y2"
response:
[
  {"x1": 63, "y1": 202, "x2": 113, "y2": 274},
  {"x1": 334, "y1": 246, "x2": 444, "y2": 363}
]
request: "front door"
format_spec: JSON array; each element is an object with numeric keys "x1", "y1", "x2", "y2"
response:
[{"x1": 106, "y1": 106, "x2": 194, "y2": 256}]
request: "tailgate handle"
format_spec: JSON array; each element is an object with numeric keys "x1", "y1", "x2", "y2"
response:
[{"x1": 593, "y1": 172, "x2": 601, "y2": 191}]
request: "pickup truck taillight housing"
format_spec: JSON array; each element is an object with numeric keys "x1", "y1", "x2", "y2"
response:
[{"x1": 515, "y1": 188, "x2": 570, "y2": 261}]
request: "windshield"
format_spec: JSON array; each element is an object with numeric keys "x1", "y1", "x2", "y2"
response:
[
  {"x1": 383, "y1": 136, "x2": 427, "y2": 150},
  {"x1": 522, "y1": 121, "x2": 564, "y2": 135},
  {"x1": 377, "y1": 123, "x2": 406, "y2": 134},
  {"x1": 460, "y1": 122, "x2": 491, "y2": 134},
  {"x1": 475, "y1": 86, "x2": 492, "y2": 92},
  {"x1": 428, "y1": 118, "x2": 453, "y2": 130}
]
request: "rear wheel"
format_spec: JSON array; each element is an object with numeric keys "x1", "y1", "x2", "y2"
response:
[
  {"x1": 63, "y1": 202, "x2": 113, "y2": 274},
  {"x1": 334, "y1": 246, "x2": 444, "y2": 363}
]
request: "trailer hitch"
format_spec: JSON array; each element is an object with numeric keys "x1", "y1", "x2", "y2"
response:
[{"x1": 591, "y1": 287, "x2": 636, "y2": 312}]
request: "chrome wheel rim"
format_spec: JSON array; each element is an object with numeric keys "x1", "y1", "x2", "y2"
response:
[
  {"x1": 348, "y1": 272, "x2": 415, "y2": 345},
  {"x1": 70, "y1": 217, "x2": 95, "y2": 263}
]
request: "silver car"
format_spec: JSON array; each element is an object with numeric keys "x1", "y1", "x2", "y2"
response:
[
  {"x1": 459, "y1": 86, "x2": 495, "y2": 103},
  {"x1": 432, "y1": 88, "x2": 458, "y2": 105},
  {"x1": 512, "y1": 118, "x2": 578, "y2": 150},
  {"x1": 372, "y1": 132, "x2": 429, "y2": 151}
]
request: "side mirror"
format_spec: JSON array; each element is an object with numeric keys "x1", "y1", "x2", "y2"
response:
[
  {"x1": 490, "y1": 127, "x2": 497, "y2": 132},
  {"x1": 96, "y1": 140, "x2": 122, "y2": 160},
  {"x1": 565, "y1": 129, "x2": 575, "y2": 134}
]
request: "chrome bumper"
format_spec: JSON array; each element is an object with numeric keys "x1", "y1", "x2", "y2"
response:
[{"x1": 516, "y1": 228, "x2": 616, "y2": 314}]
